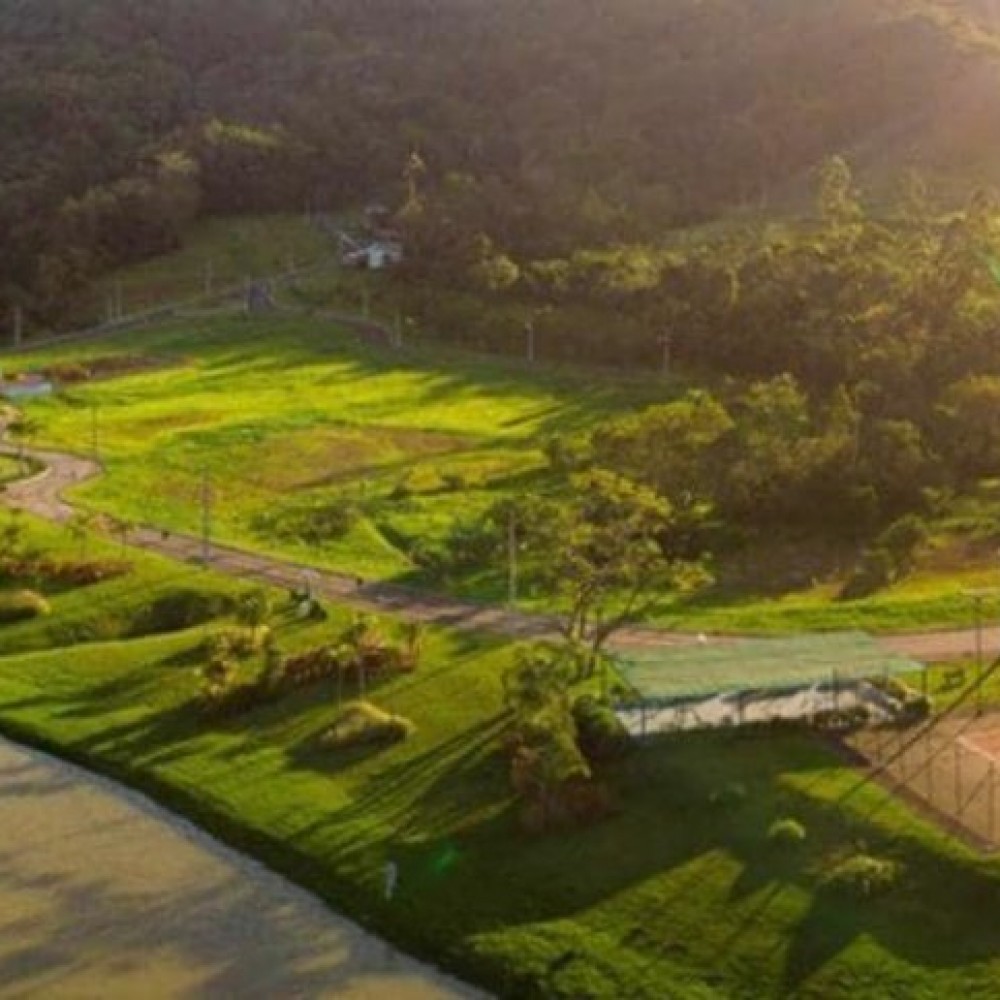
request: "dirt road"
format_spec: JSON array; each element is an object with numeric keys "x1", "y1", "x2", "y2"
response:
[
  {"x1": 0, "y1": 738, "x2": 479, "y2": 999},
  {"x1": 0, "y1": 438, "x2": 993, "y2": 662}
]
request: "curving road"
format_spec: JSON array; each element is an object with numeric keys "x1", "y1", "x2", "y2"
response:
[
  {"x1": 0, "y1": 437, "x2": 996, "y2": 662},
  {"x1": 0, "y1": 737, "x2": 480, "y2": 999}
]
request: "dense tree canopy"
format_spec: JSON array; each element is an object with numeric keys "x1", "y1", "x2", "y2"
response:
[{"x1": 7, "y1": 0, "x2": 1000, "y2": 327}]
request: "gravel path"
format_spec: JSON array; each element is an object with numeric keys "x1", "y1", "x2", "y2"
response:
[
  {"x1": 0, "y1": 436, "x2": 992, "y2": 661},
  {"x1": 0, "y1": 737, "x2": 481, "y2": 999}
]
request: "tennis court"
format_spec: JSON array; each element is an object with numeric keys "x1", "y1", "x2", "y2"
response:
[
  {"x1": 612, "y1": 632, "x2": 923, "y2": 736},
  {"x1": 849, "y1": 709, "x2": 1000, "y2": 849}
]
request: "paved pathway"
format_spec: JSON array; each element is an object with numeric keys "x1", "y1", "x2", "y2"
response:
[
  {"x1": 0, "y1": 438, "x2": 993, "y2": 662},
  {"x1": 0, "y1": 738, "x2": 479, "y2": 999}
]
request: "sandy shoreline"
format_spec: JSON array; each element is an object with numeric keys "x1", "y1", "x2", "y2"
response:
[{"x1": 0, "y1": 737, "x2": 483, "y2": 999}]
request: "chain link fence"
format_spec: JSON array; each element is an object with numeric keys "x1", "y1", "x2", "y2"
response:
[{"x1": 850, "y1": 716, "x2": 1000, "y2": 848}]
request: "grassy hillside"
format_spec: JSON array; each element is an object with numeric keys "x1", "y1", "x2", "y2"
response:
[
  {"x1": 3, "y1": 517, "x2": 1000, "y2": 997},
  {"x1": 7, "y1": 298, "x2": 1000, "y2": 632},
  {"x1": 78, "y1": 214, "x2": 335, "y2": 322},
  {"x1": 10, "y1": 313, "x2": 671, "y2": 580}
]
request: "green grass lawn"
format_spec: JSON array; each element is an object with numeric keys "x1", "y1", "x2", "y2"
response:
[
  {"x1": 8, "y1": 313, "x2": 670, "y2": 582},
  {"x1": 7, "y1": 206, "x2": 1000, "y2": 633},
  {"x1": 0, "y1": 454, "x2": 29, "y2": 484},
  {"x1": 3, "y1": 525, "x2": 1000, "y2": 997},
  {"x1": 7, "y1": 304, "x2": 1000, "y2": 632},
  {"x1": 73, "y1": 214, "x2": 334, "y2": 322}
]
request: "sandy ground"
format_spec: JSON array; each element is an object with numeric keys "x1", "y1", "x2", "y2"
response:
[{"x1": 0, "y1": 738, "x2": 483, "y2": 1000}]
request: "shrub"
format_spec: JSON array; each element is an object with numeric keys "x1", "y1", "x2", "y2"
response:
[
  {"x1": 133, "y1": 588, "x2": 232, "y2": 635},
  {"x1": 43, "y1": 362, "x2": 90, "y2": 383},
  {"x1": 767, "y1": 817, "x2": 807, "y2": 848},
  {"x1": 903, "y1": 693, "x2": 933, "y2": 721},
  {"x1": 840, "y1": 547, "x2": 895, "y2": 600},
  {"x1": 709, "y1": 781, "x2": 748, "y2": 809},
  {"x1": 573, "y1": 695, "x2": 631, "y2": 763},
  {"x1": 0, "y1": 589, "x2": 50, "y2": 623},
  {"x1": 543, "y1": 432, "x2": 592, "y2": 473},
  {"x1": 391, "y1": 465, "x2": 445, "y2": 499},
  {"x1": 43, "y1": 558, "x2": 131, "y2": 586},
  {"x1": 198, "y1": 656, "x2": 239, "y2": 707},
  {"x1": 822, "y1": 853, "x2": 900, "y2": 899},
  {"x1": 200, "y1": 626, "x2": 263, "y2": 661},
  {"x1": 236, "y1": 588, "x2": 272, "y2": 627},
  {"x1": 255, "y1": 496, "x2": 360, "y2": 544},
  {"x1": 877, "y1": 515, "x2": 929, "y2": 574},
  {"x1": 840, "y1": 516, "x2": 929, "y2": 600},
  {"x1": 281, "y1": 646, "x2": 341, "y2": 687},
  {"x1": 319, "y1": 701, "x2": 415, "y2": 750}
]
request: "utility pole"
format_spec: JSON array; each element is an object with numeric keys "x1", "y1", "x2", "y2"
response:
[
  {"x1": 966, "y1": 590, "x2": 989, "y2": 715},
  {"x1": 659, "y1": 332, "x2": 672, "y2": 377},
  {"x1": 507, "y1": 508, "x2": 518, "y2": 607},
  {"x1": 975, "y1": 594, "x2": 984, "y2": 715},
  {"x1": 200, "y1": 468, "x2": 212, "y2": 565},
  {"x1": 11, "y1": 306, "x2": 22, "y2": 349},
  {"x1": 90, "y1": 404, "x2": 99, "y2": 463}
]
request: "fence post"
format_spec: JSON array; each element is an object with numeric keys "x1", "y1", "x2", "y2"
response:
[
  {"x1": 991, "y1": 763, "x2": 997, "y2": 845},
  {"x1": 956, "y1": 743, "x2": 964, "y2": 816},
  {"x1": 925, "y1": 733, "x2": 932, "y2": 798}
]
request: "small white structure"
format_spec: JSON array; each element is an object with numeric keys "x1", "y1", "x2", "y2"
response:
[
  {"x1": 364, "y1": 240, "x2": 403, "y2": 270},
  {"x1": 0, "y1": 372, "x2": 53, "y2": 401},
  {"x1": 339, "y1": 231, "x2": 403, "y2": 271}
]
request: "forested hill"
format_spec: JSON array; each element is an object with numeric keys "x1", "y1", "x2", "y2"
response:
[{"x1": 5, "y1": 0, "x2": 1000, "y2": 326}]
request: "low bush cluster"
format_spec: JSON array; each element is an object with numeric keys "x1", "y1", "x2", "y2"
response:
[
  {"x1": 0, "y1": 556, "x2": 130, "y2": 587},
  {"x1": 132, "y1": 588, "x2": 234, "y2": 636},
  {"x1": 254, "y1": 496, "x2": 360, "y2": 545},
  {"x1": 198, "y1": 616, "x2": 425, "y2": 718},
  {"x1": 319, "y1": 700, "x2": 415, "y2": 750},
  {"x1": 200, "y1": 626, "x2": 268, "y2": 662},
  {"x1": 0, "y1": 588, "x2": 51, "y2": 623},
  {"x1": 822, "y1": 853, "x2": 901, "y2": 899},
  {"x1": 841, "y1": 515, "x2": 929, "y2": 599},
  {"x1": 281, "y1": 646, "x2": 341, "y2": 687},
  {"x1": 391, "y1": 465, "x2": 446, "y2": 500},
  {"x1": 572, "y1": 695, "x2": 631, "y2": 763},
  {"x1": 709, "y1": 781, "x2": 748, "y2": 810},
  {"x1": 767, "y1": 817, "x2": 807, "y2": 848}
]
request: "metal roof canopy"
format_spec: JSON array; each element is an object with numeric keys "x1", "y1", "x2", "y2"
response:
[{"x1": 612, "y1": 631, "x2": 923, "y2": 703}]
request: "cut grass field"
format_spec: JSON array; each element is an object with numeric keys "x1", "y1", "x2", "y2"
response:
[
  {"x1": 9, "y1": 303, "x2": 1000, "y2": 633},
  {"x1": 0, "y1": 454, "x2": 28, "y2": 484},
  {"x1": 3, "y1": 520, "x2": 1000, "y2": 997},
  {"x1": 7, "y1": 312, "x2": 670, "y2": 580},
  {"x1": 8, "y1": 208, "x2": 1000, "y2": 633},
  {"x1": 72, "y1": 214, "x2": 335, "y2": 323}
]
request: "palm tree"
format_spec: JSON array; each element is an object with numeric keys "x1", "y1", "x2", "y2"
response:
[
  {"x1": 66, "y1": 511, "x2": 96, "y2": 559},
  {"x1": 9, "y1": 415, "x2": 40, "y2": 463},
  {"x1": 342, "y1": 613, "x2": 383, "y2": 698},
  {"x1": 400, "y1": 620, "x2": 427, "y2": 670}
]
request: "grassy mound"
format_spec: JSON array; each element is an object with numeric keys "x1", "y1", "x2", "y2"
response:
[
  {"x1": 319, "y1": 700, "x2": 415, "y2": 750},
  {"x1": 0, "y1": 589, "x2": 50, "y2": 623}
]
